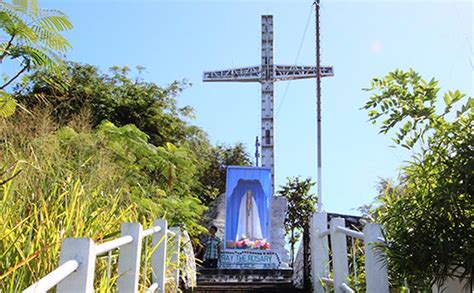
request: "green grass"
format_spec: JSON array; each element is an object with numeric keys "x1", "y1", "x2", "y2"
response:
[{"x1": 0, "y1": 109, "x2": 199, "y2": 291}]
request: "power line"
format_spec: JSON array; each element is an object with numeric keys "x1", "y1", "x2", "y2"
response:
[
  {"x1": 275, "y1": 3, "x2": 314, "y2": 117},
  {"x1": 452, "y1": 2, "x2": 473, "y2": 71}
]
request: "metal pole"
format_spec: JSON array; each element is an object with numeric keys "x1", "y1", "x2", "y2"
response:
[
  {"x1": 315, "y1": 0, "x2": 323, "y2": 211},
  {"x1": 255, "y1": 136, "x2": 260, "y2": 167}
]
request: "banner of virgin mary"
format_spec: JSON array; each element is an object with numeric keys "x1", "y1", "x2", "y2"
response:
[{"x1": 225, "y1": 166, "x2": 272, "y2": 249}]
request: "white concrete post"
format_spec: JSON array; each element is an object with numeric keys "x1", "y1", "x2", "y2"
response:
[
  {"x1": 311, "y1": 212, "x2": 329, "y2": 292},
  {"x1": 57, "y1": 238, "x2": 96, "y2": 293},
  {"x1": 151, "y1": 219, "x2": 167, "y2": 293},
  {"x1": 117, "y1": 222, "x2": 143, "y2": 293},
  {"x1": 363, "y1": 223, "x2": 389, "y2": 293},
  {"x1": 330, "y1": 218, "x2": 349, "y2": 293},
  {"x1": 169, "y1": 227, "x2": 181, "y2": 293}
]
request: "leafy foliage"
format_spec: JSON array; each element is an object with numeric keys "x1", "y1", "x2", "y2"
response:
[
  {"x1": 363, "y1": 69, "x2": 473, "y2": 289},
  {"x1": 94, "y1": 121, "x2": 206, "y2": 231},
  {"x1": 15, "y1": 62, "x2": 252, "y2": 206},
  {"x1": 0, "y1": 0, "x2": 72, "y2": 116},
  {"x1": 16, "y1": 63, "x2": 193, "y2": 146},
  {"x1": 0, "y1": 109, "x2": 205, "y2": 290},
  {"x1": 277, "y1": 177, "x2": 317, "y2": 266},
  {"x1": 0, "y1": 89, "x2": 16, "y2": 116},
  {"x1": 195, "y1": 142, "x2": 252, "y2": 206}
]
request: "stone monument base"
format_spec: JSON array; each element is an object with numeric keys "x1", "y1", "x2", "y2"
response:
[
  {"x1": 201, "y1": 194, "x2": 290, "y2": 268},
  {"x1": 219, "y1": 250, "x2": 281, "y2": 269},
  {"x1": 270, "y1": 196, "x2": 290, "y2": 265}
]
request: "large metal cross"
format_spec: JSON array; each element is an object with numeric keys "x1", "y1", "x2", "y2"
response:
[{"x1": 203, "y1": 15, "x2": 334, "y2": 191}]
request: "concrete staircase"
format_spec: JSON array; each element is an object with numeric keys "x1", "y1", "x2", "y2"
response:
[{"x1": 191, "y1": 268, "x2": 303, "y2": 293}]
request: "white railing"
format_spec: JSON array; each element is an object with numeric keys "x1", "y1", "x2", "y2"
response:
[
  {"x1": 311, "y1": 212, "x2": 389, "y2": 293},
  {"x1": 23, "y1": 219, "x2": 181, "y2": 293}
]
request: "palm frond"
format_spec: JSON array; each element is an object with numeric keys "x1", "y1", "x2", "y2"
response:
[
  {"x1": 0, "y1": 5, "x2": 25, "y2": 36},
  {"x1": 0, "y1": 0, "x2": 71, "y2": 115},
  {"x1": 34, "y1": 12, "x2": 73, "y2": 32},
  {"x1": 11, "y1": 0, "x2": 38, "y2": 14},
  {"x1": 31, "y1": 24, "x2": 70, "y2": 52},
  {"x1": 11, "y1": 44, "x2": 64, "y2": 70}
]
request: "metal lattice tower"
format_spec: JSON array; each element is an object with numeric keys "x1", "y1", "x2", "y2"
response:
[{"x1": 203, "y1": 15, "x2": 334, "y2": 192}]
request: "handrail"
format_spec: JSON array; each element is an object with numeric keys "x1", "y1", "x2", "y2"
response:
[
  {"x1": 319, "y1": 229, "x2": 330, "y2": 238},
  {"x1": 96, "y1": 224, "x2": 162, "y2": 256},
  {"x1": 321, "y1": 277, "x2": 334, "y2": 285},
  {"x1": 341, "y1": 282, "x2": 355, "y2": 293},
  {"x1": 336, "y1": 225, "x2": 364, "y2": 239},
  {"x1": 143, "y1": 226, "x2": 162, "y2": 237},
  {"x1": 23, "y1": 220, "x2": 181, "y2": 293},
  {"x1": 311, "y1": 215, "x2": 389, "y2": 293},
  {"x1": 96, "y1": 235, "x2": 133, "y2": 255},
  {"x1": 23, "y1": 260, "x2": 79, "y2": 293},
  {"x1": 146, "y1": 283, "x2": 159, "y2": 293},
  {"x1": 319, "y1": 273, "x2": 355, "y2": 292}
]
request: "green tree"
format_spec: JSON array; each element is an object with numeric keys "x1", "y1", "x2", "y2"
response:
[
  {"x1": 195, "y1": 142, "x2": 252, "y2": 206},
  {"x1": 363, "y1": 69, "x2": 473, "y2": 289},
  {"x1": 16, "y1": 63, "x2": 193, "y2": 146},
  {"x1": 0, "y1": 0, "x2": 72, "y2": 116},
  {"x1": 277, "y1": 177, "x2": 317, "y2": 267},
  {"x1": 14, "y1": 62, "x2": 252, "y2": 206}
]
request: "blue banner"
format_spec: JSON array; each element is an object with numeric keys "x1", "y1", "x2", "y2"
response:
[{"x1": 225, "y1": 166, "x2": 272, "y2": 248}]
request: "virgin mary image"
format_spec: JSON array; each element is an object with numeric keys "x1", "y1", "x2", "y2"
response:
[
  {"x1": 236, "y1": 190, "x2": 263, "y2": 240},
  {"x1": 225, "y1": 177, "x2": 269, "y2": 246}
]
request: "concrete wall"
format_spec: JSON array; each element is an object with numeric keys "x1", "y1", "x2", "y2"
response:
[
  {"x1": 181, "y1": 231, "x2": 197, "y2": 289},
  {"x1": 292, "y1": 242, "x2": 305, "y2": 289},
  {"x1": 270, "y1": 196, "x2": 290, "y2": 265},
  {"x1": 201, "y1": 193, "x2": 226, "y2": 241}
]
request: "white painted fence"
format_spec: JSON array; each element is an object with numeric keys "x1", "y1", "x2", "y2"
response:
[
  {"x1": 23, "y1": 219, "x2": 181, "y2": 293},
  {"x1": 311, "y1": 212, "x2": 389, "y2": 293}
]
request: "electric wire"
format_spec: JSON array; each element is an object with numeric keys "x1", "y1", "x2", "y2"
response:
[
  {"x1": 444, "y1": 2, "x2": 473, "y2": 92},
  {"x1": 452, "y1": 2, "x2": 473, "y2": 71},
  {"x1": 275, "y1": 3, "x2": 314, "y2": 117}
]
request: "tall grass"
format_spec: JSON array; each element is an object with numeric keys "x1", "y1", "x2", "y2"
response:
[{"x1": 0, "y1": 108, "x2": 191, "y2": 291}]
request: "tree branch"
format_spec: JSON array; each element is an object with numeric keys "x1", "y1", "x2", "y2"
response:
[
  {"x1": 0, "y1": 34, "x2": 16, "y2": 63},
  {"x1": 0, "y1": 65, "x2": 28, "y2": 90}
]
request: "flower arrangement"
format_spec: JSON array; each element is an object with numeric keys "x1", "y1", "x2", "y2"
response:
[
  {"x1": 227, "y1": 236, "x2": 270, "y2": 250},
  {"x1": 252, "y1": 239, "x2": 270, "y2": 250}
]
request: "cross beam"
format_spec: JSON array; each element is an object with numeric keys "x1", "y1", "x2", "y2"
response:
[
  {"x1": 203, "y1": 65, "x2": 333, "y2": 83},
  {"x1": 203, "y1": 15, "x2": 334, "y2": 191}
]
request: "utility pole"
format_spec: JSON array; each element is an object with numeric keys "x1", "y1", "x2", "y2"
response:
[{"x1": 315, "y1": 0, "x2": 323, "y2": 211}]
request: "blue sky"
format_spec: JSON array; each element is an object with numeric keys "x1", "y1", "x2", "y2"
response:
[{"x1": 43, "y1": 0, "x2": 472, "y2": 215}]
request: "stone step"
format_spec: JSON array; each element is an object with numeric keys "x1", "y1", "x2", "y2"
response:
[
  {"x1": 193, "y1": 283, "x2": 302, "y2": 293},
  {"x1": 192, "y1": 268, "x2": 299, "y2": 293},
  {"x1": 197, "y1": 268, "x2": 293, "y2": 283}
]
